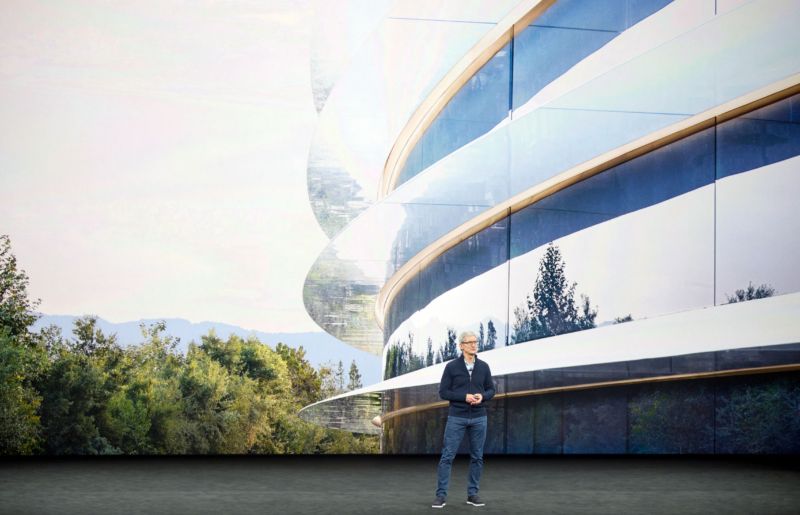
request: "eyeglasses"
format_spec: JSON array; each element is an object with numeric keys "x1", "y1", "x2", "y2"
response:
[{"x1": 461, "y1": 341, "x2": 478, "y2": 346}]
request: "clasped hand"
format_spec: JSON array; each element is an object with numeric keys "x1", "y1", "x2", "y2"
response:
[{"x1": 465, "y1": 393, "x2": 483, "y2": 405}]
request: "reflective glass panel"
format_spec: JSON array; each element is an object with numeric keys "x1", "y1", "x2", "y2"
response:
[
  {"x1": 715, "y1": 93, "x2": 800, "y2": 305},
  {"x1": 397, "y1": 42, "x2": 512, "y2": 187},
  {"x1": 512, "y1": 0, "x2": 673, "y2": 109}
]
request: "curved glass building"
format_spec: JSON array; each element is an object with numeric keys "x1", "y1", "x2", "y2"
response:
[{"x1": 301, "y1": 0, "x2": 800, "y2": 453}]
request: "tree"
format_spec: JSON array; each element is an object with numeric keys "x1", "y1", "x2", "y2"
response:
[
  {"x1": 511, "y1": 243, "x2": 597, "y2": 344},
  {"x1": 0, "y1": 329, "x2": 46, "y2": 454},
  {"x1": 0, "y1": 235, "x2": 39, "y2": 340},
  {"x1": 725, "y1": 282, "x2": 775, "y2": 304},
  {"x1": 347, "y1": 360, "x2": 362, "y2": 391},
  {"x1": 0, "y1": 236, "x2": 47, "y2": 454},
  {"x1": 335, "y1": 360, "x2": 345, "y2": 393},
  {"x1": 276, "y1": 343, "x2": 322, "y2": 408},
  {"x1": 425, "y1": 337, "x2": 434, "y2": 367},
  {"x1": 486, "y1": 320, "x2": 497, "y2": 350},
  {"x1": 442, "y1": 328, "x2": 458, "y2": 361},
  {"x1": 38, "y1": 346, "x2": 117, "y2": 455},
  {"x1": 71, "y1": 316, "x2": 118, "y2": 357},
  {"x1": 478, "y1": 322, "x2": 485, "y2": 352}
]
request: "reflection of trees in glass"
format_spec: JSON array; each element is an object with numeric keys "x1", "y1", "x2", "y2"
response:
[
  {"x1": 383, "y1": 332, "x2": 425, "y2": 379},
  {"x1": 716, "y1": 376, "x2": 800, "y2": 454},
  {"x1": 511, "y1": 244, "x2": 597, "y2": 344},
  {"x1": 486, "y1": 321, "x2": 497, "y2": 350},
  {"x1": 629, "y1": 383, "x2": 713, "y2": 453},
  {"x1": 443, "y1": 328, "x2": 458, "y2": 361},
  {"x1": 724, "y1": 282, "x2": 775, "y2": 304},
  {"x1": 425, "y1": 338, "x2": 434, "y2": 367},
  {"x1": 477, "y1": 321, "x2": 497, "y2": 351},
  {"x1": 383, "y1": 321, "x2": 500, "y2": 379}
]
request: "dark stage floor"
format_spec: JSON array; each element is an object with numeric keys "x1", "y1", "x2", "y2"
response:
[{"x1": 1, "y1": 455, "x2": 798, "y2": 514}]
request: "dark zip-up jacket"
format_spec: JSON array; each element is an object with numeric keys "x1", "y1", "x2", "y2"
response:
[{"x1": 438, "y1": 355, "x2": 495, "y2": 418}]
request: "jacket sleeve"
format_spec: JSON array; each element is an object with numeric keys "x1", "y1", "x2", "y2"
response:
[
  {"x1": 481, "y1": 363, "x2": 496, "y2": 402},
  {"x1": 439, "y1": 364, "x2": 465, "y2": 401}
]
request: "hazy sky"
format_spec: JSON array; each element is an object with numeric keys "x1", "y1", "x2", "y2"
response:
[{"x1": 0, "y1": 0, "x2": 331, "y2": 332}]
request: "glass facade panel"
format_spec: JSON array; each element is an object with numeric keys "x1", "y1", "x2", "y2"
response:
[
  {"x1": 383, "y1": 260, "x2": 509, "y2": 379},
  {"x1": 398, "y1": 43, "x2": 511, "y2": 187},
  {"x1": 380, "y1": 91, "x2": 799, "y2": 356},
  {"x1": 717, "y1": 94, "x2": 800, "y2": 179},
  {"x1": 513, "y1": 0, "x2": 673, "y2": 109},
  {"x1": 628, "y1": 381, "x2": 715, "y2": 454},
  {"x1": 386, "y1": 219, "x2": 509, "y2": 341},
  {"x1": 715, "y1": 93, "x2": 800, "y2": 305},
  {"x1": 506, "y1": 395, "x2": 535, "y2": 454},
  {"x1": 381, "y1": 370, "x2": 800, "y2": 454},
  {"x1": 563, "y1": 387, "x2": 628, "y2": 453},
  {"x1": 509, "y1": 128, "x2": 715, "y2": 344},
  {"x1": 715, "y1": 372, "x2": 800, "y2": 453}
]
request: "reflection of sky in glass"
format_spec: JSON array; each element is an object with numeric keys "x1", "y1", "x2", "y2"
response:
[
  {"x1": 547, "y1": 0, "x2": 800, "y2": 114},
  {"x1": 716, "y1": 156, "x2": 800, "y2": 303},
  {"x1": 512, "y1": 0, "x2": 715, "y2": 118}
]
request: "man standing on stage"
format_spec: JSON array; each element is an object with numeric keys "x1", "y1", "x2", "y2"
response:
[{"x1": 432, "y1": 331, "x2": 495, "y2": 509}]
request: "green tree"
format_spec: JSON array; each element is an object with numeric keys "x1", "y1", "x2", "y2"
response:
[
  {"x1": 347, "y1": 360, "x2": 362, "y2": 391},
  {"x1": 478, "y1": 322, "x2": 485, "y2": 352},
  {"x1": 0, "y1": 329, "x2": 46, "y2": 454},
  {"x1": 0, "y1": 235, "x2": 39, "y2": 340},
  {"x1": 511, "y1": 243, "x2": 597, "y2": 344},
  {"x1": 318, "y1": 362, "x2": 339, "y2": 398},
  {"x1": 38, "y1": 344, "x2": 118, "y2": 455},
  {"x1": 276, "y1": 342, "x2": 322, "y2": 408},
  {"x1": 0, "y1": 235, "x2": 47, "y2": 455}
]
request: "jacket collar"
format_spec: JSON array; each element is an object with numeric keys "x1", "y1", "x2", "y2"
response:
[{"x1": 461, "y1": 354, "x2": 479, "y2": 368}]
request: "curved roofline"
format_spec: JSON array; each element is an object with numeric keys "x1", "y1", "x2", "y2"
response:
[
  {"x1": 378, "y1": 0, "x2": 556, "y2": 199},
  {"x1": 375, "y1": 77, "x2": 800, "y2": 331}
]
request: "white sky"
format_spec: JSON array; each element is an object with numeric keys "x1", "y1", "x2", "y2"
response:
[{"x1": 0, "y1": 0, "x2": 331, "y2": 332}]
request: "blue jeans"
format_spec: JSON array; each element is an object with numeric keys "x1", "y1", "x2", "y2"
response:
[{"x1": 436, "y1": 415, "x2": 487, "y2": 498}]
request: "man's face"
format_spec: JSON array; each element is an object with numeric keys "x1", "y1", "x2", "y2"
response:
[{"x1": 460, "y1": 336, "x2": 478, "y2": 358}]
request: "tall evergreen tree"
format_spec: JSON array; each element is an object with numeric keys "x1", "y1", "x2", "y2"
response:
[
  {"x1": 478, "y1": 322, "x2": 485, "y2": 352},
  {"x1": 512, "y1": 243, "x2": 597, "y2": 344},
  {"x1": 347, "y1": 360, "x2": 362, "y2": 391},
  {"x1": 335, "y1": 360, "x2": 345, "y2": 392},
  {"x1": 443, "y1": 328, "x2": 458, "y2": 361},
  {"x1": 486, "y1": 320, "x2": 497, "y2": 350},
  {"x1": 425, "y1": 337, "x2": 434, "y2": 367}
]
